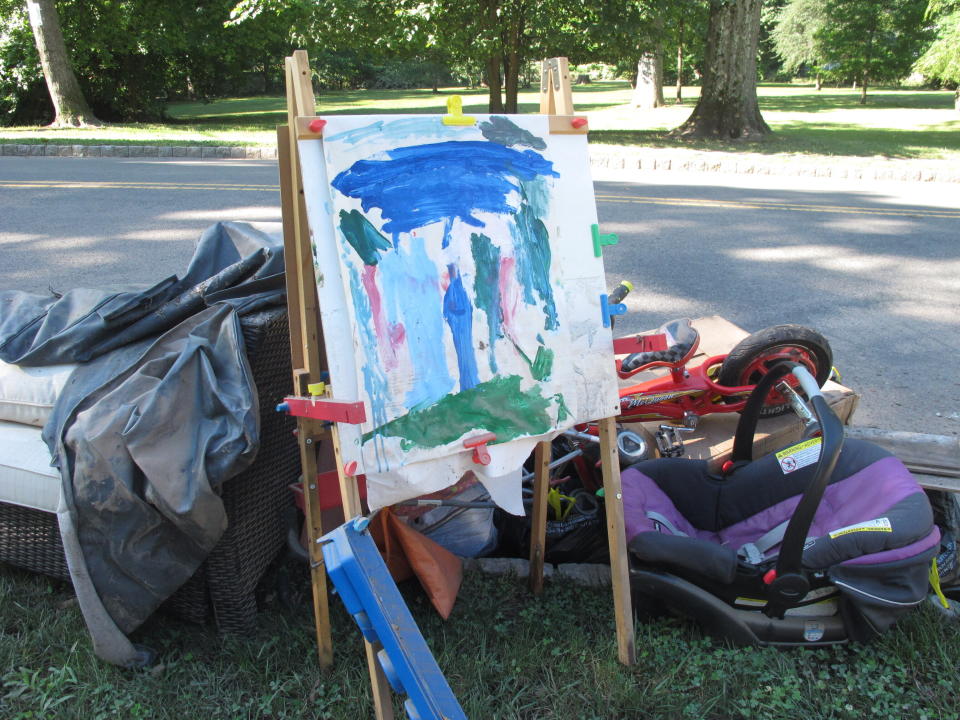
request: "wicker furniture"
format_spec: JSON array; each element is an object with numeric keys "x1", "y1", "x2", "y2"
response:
[{"x1": 0, "y1": 307, "x2": 299, "y2": 633}]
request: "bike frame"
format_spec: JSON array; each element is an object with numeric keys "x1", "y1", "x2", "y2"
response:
[{"x1": 617, "y1": 353, "x2": 753, "y2": 423}]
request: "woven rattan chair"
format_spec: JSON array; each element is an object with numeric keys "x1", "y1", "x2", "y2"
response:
[{"x1": 0, "y1": 307, "x2": 299, "y2": 633}]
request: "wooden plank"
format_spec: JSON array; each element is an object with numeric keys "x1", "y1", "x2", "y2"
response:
[
  {"x1": 914, "y1": 473, "x2": 960, "y2": 493},
  {"x1": 548, "y1": 115, "x2": 589, "y2": 134},
  {"x1": 844, "y1": 428, "x2": 960, "y2": 478},
  {"x1": 527, "y1": 440, "x2": 551, "y2": 595},
  {"x1": 598, "y1": 416, "x2": 636, "y2": 666},
  {"x1": 277, "y1": 125, "x2": 333, "y2": 669}
]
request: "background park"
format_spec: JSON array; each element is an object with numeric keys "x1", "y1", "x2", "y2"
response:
[{"x1": 2, "y1": 1, "x2": 960, "y2": 719}]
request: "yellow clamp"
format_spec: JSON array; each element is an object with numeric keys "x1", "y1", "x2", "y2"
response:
[
  {"x1": 307, "y1": 382, "x2": 326, "y2": 397},
  {"x1": 442, "y1": 95, "x2": 475, "y2": 126}
]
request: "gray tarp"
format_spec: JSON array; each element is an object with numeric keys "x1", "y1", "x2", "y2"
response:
[{"x1": 0, "y1": 222, "x2": 287, "y2": 666}]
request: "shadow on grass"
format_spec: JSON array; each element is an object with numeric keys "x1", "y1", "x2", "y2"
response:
[
  {"x1": 589, "y1": 118, "x2": 960, "y2": 159},
  {"x1": 758, "y1": 89, "x2": 957, "y2": 113}
]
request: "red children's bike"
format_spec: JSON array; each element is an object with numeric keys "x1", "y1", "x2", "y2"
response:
[{"x1": 570, "y1": 282, "x2": 834, "y2": 463}]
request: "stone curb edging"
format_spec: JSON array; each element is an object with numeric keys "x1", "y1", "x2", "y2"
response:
[
  {"x1": 2, "y1": 141, "x2": 957, "y2": 183},
  {"x1": 0, "y1": 143, "x2": 278, "y2": 160}
]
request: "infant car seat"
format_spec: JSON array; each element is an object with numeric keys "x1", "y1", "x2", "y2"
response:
[{"x1": 624, "y1": 363, "x2": 939, "y2": 646}]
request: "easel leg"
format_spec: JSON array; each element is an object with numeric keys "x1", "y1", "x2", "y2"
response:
[
  {"x1": 599, "y1": 417, "x2": 636, "y2": 665},
  {"x1": 528, "y1": 440, "x2": 551, "y2": 594},
  {"x1": 331, "y1": 425, "x2": 395, "y2": 720}
]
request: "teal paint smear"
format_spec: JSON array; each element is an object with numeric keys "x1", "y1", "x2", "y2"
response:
[
  {"x1": 442, "y1": 263, "x2": 480, "y2": 391},
  {"x1": 470, "y1": 232, "x2": 502, "y2": 374},
  {"x1": 478, "y1": 116, "x2": 547, "y2": 150},
  {"x1": 378, "y1": 236, "x2": 454, "y2": 410},
  {"x1": 363, "y1": 375, "x2": 553, "y2": 450},
  {"x1": 511, "y1": 178, "x2": 559, "y2": 331},
  {"x1": 346, "y1": 261, "x2": 391, "y2": 469},
  {"x1": 339, "y1": 209, "x2": 392, "y2": 265},
  {"x1": 325, "y1": 117, "x2": 459, "y2": 146}
]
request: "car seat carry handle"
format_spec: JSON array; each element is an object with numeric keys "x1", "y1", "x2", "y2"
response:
[
  {"x1": 764, "y1": 367, "x2": 844, "y2": 619},
  {"x1": 731, "y1": 361, "x2": 798, "y2": 464}
]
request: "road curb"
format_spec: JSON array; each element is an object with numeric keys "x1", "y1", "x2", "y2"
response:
[{"x1": 3, "y1": 141, "x2": 957, "y2": 184}]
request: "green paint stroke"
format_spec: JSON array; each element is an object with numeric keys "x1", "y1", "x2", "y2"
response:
[
  {"x1": 363, "y1": 375, "x2": 554, "y2": 450},
  {"x1": 552, "y1": 393, "x2": 571, "y2": 423},
  {"x1": 470, "y1": 232, "x2": 502, "y2": 373},
  {"x1": 510, "y1": 338, "x2": 554, "y2": 381},
  {"x1": 339, "y1": 209, "x2": 392, "y2": 265}
]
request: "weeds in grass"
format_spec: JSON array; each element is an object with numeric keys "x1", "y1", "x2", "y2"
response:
[{"x1": 2, "y1": 562, "x2": 959, "y2": 719}]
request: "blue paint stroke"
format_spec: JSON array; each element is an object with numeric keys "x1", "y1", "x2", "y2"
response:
[
  {"x1": 346, "y1": 261, "x2": 391, "y2": 470},
  {"x1": 442, "y1": 263, "x2": 480, "y2": 392},
  {"x1": 325, "y1": 117, "x2": 459, "y2": 146},
  {"x1": 470, "y1": 232, "x2": 502, "y2": 374},
  {"x1": 331, "y1": 141, "x2": 559, "y2": 239},
  {"x1": 378, "y1": 237, "x2": 455, "y2": 410},
  {"x1": 511, "y1": 178, "x2": 559, "y2": 331}
]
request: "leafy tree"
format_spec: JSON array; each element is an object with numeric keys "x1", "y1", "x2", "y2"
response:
[
  {"x1": 24, "y1": 0, "x2": 99, "y2": 126},
  {"x1": 769, "y1": 0, "x2": 829, "y2": 87},
  {"x1": 674, "y1": 0, "x2": 771, "y2": 139},
  {"x1": 816, "y1": 0, "x2": 931, "y2": 104},
  {"x1": 914, "y1": 0, "x2": 960, "y2": 110}
]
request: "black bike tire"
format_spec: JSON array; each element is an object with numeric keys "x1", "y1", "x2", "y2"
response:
[{"x1": 717, "y1": 324, "x2": 833, "y2": 417}]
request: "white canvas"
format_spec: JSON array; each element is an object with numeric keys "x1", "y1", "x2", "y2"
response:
[{"x1": 298, "y1": 114, "x2": 619, "y2": 510}]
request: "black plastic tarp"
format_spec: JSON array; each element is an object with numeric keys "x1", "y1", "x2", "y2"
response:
[{"x1": 0, "y1": 221, "x2": 287, "y2": 665}]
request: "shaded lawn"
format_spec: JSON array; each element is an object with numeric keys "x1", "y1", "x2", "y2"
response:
[
  {"x1": 2, "y1": 562, "x2": 959, "y2": 719},
  {"x1": 2, "y1": 83, "x2": 958, "y2": 160}
]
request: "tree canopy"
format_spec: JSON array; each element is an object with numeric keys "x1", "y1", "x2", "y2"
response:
[{"x1": 914, "y1": 0, "x2": 960, "y2": 108}]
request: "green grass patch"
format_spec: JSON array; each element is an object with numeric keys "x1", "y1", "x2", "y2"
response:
[
  {"x1": 2, "y1": 83, "x2": 958, "y2": 161},
  {"x1": 2, "y1": 563, "x2": 959, "y2": 719}
]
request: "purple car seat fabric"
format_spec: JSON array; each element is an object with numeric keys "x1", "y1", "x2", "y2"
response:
[{"x1": 623, "y1": 438, "x2": 937, "y2": 625}]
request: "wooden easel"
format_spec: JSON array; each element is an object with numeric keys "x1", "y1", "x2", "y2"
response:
[
  {"x1": 278, "y1": 50, "x2": 395, "y2": 719},
  {"x1": 540, "y1": 57, "x2": 574, "y2": 116},
  {"x1": 277, "y1": 49, "x2": 634, "y2": 717}
]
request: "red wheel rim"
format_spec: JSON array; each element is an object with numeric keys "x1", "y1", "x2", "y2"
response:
[{"x1": 739, "y1": 344, "x2": 818, "y2": 406}]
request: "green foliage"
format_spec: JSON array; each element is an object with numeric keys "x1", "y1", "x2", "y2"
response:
[
  {"x1": 914, "y1": 1, "x2": 960, "y2": 87},
  {"x1": 816, "y1": 0, "x2": 932, "y2": 88},
  {"x1": 770, "y1": 0, "x2": 830, "y2": 74}
]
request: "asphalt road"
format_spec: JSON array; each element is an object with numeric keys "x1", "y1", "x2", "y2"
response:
[{"x1": 2, "y1": 156, "x2": 958, "y2": 435}]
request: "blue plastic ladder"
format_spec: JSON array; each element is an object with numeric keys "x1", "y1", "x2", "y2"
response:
[{"x1": 321, "y1": 519, "x2": 467, "y2": 720}]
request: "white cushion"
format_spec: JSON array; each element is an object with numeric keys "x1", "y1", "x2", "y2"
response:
[
  {"x1": 0, "y1": 421, "x2": 61, "y2": 513},
  {"x1": 0, "y1": 360, "x2": 76, "y2": 427}
]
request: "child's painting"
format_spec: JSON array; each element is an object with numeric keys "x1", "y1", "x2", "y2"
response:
[{"x1": 298, "y1": 114, "x2": 620, "y2": 511}]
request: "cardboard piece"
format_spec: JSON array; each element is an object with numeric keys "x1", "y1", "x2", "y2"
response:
[{"x1": 618, "y1": 316, "x2": 859, "y2": 463}]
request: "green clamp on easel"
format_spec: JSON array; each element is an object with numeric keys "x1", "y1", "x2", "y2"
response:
[
  {"x1": 442, "y1": 95, "x2": 475, "y2": 126},
  {"x1": 591, "y1": 224, "x2": 619, "y2": 257}
]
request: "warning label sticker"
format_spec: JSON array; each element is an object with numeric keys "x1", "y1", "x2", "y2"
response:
[
  {"x1": 828, "y1": 517, "x2": 893, "y2": 539},
  {"x1": 775, "y1": 437, "x2": 822, "y2": 474}
]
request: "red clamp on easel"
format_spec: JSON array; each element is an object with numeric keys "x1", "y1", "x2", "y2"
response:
[
  {"x1": 308, "y1": 118, "x2": 327, "y2": 133},
  {"x1": 463, "y1": 433, "x2": 496, "y2": 465},
  {"x1": 571, "y1": 117, "x2": 588, "y2": 129}
]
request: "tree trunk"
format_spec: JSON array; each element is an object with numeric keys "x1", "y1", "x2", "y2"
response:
[
  {"x1": 633, "y1": 52, "x2": 664, "y2": 109},
  {"x1": 25, "y1": 0, "x2": 100, "y2": 127},
  {"x1": 675, "y1": 19, "x2": 684, "y2": 104},
  {"x1": 673, "y1": 0, "x2": 770, "y2": 140},
  {"x1": 815, "y1": 73, "x2": 821, "y2": 91},
  {"x1": 954, "y1": 89, "x2": 959, "y2": 113},
  {"x1": 486, "y1": 55, "x2": 504, "y2": 112},
  {"x1": 859, "y1": 79, "x2": 867, "y2": 105}
]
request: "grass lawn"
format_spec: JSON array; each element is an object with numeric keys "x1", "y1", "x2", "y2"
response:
[
  {"x1": 2, "y1": 560, "x2": 959, "y2": 719},
  {"x1": 1, "y1": 83, "x2": 958, "y2": 161}
]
